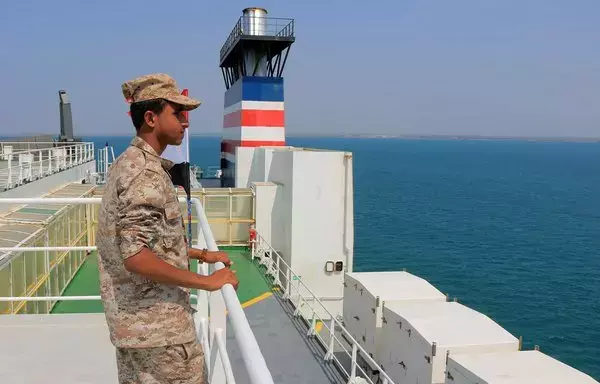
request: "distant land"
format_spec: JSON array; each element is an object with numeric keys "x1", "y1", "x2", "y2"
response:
[
  {"x1": 7, "y1": 133, "x2": 599, "y2": 143},
  {"x1": 305, "y1": 133, "x2": 600, "y2": 142},
  {"x1": 179, "y1": 132, "x2": 600, "y2": 142}
]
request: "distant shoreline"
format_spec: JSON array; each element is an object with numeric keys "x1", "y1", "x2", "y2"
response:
[
  {"x1": 304, "y1": 134, "x2": 600, "y2": 143},
  {"x1": 36, "y1": 133, "x2": 600, "y2": 143},
  {"x1": 188, "y1": 133, "x2": 600, "y2": 142}
]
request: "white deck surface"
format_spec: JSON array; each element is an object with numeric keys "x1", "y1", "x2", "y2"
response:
[{"x1": 0, "y1": 314, "x2": 117, "y2": 384}]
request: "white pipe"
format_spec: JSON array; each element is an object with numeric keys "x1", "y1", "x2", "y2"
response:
[
  {"x1": 191, "y1": 198, "x2": 275, "y2": 384},
  {"x1": 215, "y1": 328, "x2": 237, "y2": 384}
]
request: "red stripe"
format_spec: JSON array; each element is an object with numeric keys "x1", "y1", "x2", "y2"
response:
[
  {"x1": 223, "y1": 109, "x2": 284, "y2": 128},
  {"x1": 221, "y1": 140, "x2": 286, "y2": 155}
]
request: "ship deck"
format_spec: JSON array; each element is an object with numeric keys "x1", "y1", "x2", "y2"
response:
[{"x1": 0, "y1": 249, "x2": 346, "y2": 383}]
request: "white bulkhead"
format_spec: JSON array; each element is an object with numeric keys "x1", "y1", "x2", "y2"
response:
[
  {"x1": 250, "y1": 146, "x2": 354, "y2": 318},
  {"x1": 446, "y1": 350, "x2": 599, "y2": 384},
  {"x1": 342, "y1": 271, "x2": 447, "y2": 364},
  {"x1": 379, "y1": 301, "x2": 519, "y2": 384}
]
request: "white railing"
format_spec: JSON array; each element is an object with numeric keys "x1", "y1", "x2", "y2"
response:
[
  {"x1": 0, "y1": 142, "x2": 95, "y2": 190},
  {"x1": 95, "y1": 145, "x2": 115, "y2": 184},
  {"x1": 0, "y1": 196, "x2": 275, "y2": 384},
  {"x1": 252, "y1": 232, "x2": 396, "y2": 384}
]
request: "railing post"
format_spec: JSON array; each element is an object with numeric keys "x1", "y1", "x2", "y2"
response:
[
  {"x1": 208, "y1": 272, "x2": 227, "y2": 382},
  {"x1": 215, "y1": 328, "x2": 236, "y2": 384},
  {"x1": 198, "y1": 318, "x2": 211, "y2": 379},
  {"x1": 38, "y1": 151, "x2": 43, "y2": 179},
  {"x1": 283, "y1": 268, "x2": 291, "y2": 300},
  {"x1": 324, "y1": 318, "x2": 335, "y2": 361},
  {"x1": 350, "y1": 343, "x2": 358, "y2": 379},
  {"x1": 18, "y1": 162, "x2": 23, "y2": 186},
  {"x1": 307, "y1": 309, "x2": 317, "y2": 337},
  {"x1": 273, "y1": 256, "x2": 281, "y2": 287},
  {"x1": 293, "y1": 295, "x2": 304, "y2": 317},
  {"x1": 7, "y1": 157, "x2": 12, "y2": 189},
  {"x1": 47, "y1": 149, "x2": 52, "y2": 175}
]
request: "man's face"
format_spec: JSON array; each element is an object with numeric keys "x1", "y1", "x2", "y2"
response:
[{"x1": 151, "y1": 102, "x2": 189, "y2": 146}]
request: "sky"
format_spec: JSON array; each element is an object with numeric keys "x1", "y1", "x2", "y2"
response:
[{"x1": 0, "y1": 0, "x2": 599, "y2": 138}]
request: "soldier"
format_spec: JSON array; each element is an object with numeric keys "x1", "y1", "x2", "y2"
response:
[{"x1": 96, "y1": 73, "x2": 238, "y2": 384}]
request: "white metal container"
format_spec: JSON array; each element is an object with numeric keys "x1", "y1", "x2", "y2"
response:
[
  {"x1": 342, "y1": 271, "x2": 447, "y2": 363},
  {"x1": 446, "y1": 350, "x2": 599, "y2": 384},
  {"x1": 380, "y1": 301, "x2": 519, "y2": 384}
]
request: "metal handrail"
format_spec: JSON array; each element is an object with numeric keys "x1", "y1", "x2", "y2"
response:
[
  {"x1": 0, "y1": 197, "x2": 274, "y2": 384},
  {"x1": 219, "y1": 16, "x2": 295, "y2": 61},
  {"x1": 253, "y1": 231, "x2": 396, "y2": 384},
  {"x1": 193, "y1": 197, "x2": 274, "y2": 384},
  {"x1": 0, "y1": 142, "x2": 94, "y2": 157},
  {"x1": 0, "y1": 143, "x2": 95, "y2": 190}
]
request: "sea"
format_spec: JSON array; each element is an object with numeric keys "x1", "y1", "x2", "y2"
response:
[{"x1": 86, "y1": 135, "x2": 600, "y2": 380}]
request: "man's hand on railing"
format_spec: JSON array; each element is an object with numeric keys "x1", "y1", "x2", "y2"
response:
[
  {"x1": 124, "y1": 247, "x2": 238, "y2": 292},
  {"x1": 188, "y1": 248, "x2": 233, "y2": 267},
  {"x1": 210, "y1": 268, "x2": 239, "y2": 291}
]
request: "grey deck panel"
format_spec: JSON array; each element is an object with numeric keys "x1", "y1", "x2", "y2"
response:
[
  {"x1": 0, "y1": 313, "x2": 117, "y2": 384},
  {"x1": 0, "y1": 306, "x2": 349, "y2": 384},
  {"x1": 226, "y1": 294, "x2": 347, "y2": 384}
]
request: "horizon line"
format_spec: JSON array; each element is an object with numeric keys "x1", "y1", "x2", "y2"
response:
[{"x1": 71, "y1": 133, "x2": 600, "y2": 141}]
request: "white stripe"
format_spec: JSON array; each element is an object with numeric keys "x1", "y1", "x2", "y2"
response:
[
  {"x1": 223, "y1": 101, "x2": 285, "y2": 116},
  {"x1": 221, "y1": 127, "x2": 285, "y2": 142}
]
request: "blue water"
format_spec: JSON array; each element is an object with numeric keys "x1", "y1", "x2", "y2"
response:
[{"x1": 86, "y1": 135, "x2": 600, "y2": 379}]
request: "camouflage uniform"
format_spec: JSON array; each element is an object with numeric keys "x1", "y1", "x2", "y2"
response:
[{"x1": 96, "y1": 74, "x2": 204, "y2": 383}]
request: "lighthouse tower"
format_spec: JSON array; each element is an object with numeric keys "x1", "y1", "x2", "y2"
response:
[{"x1": 219, "y1": 8, "x2": 295, "y2": 187}]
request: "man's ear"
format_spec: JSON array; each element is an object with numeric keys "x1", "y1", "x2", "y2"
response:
[{"x1": 144, "y1": 110, "x2": 156, "y2": 128}]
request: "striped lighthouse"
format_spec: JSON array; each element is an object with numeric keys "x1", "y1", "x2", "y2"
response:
[{"x1": 219, "y1": 8, "x2": 295, "y2": 187}]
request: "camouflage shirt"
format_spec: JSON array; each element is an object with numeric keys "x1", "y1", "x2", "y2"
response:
[{"x1": 96, "y1": 136, "x2": 196, "y2": 348}]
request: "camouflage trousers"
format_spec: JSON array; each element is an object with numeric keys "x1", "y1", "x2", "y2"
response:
[{"x1": 116, "y1": 339, "x2": 205, "y2": 384}]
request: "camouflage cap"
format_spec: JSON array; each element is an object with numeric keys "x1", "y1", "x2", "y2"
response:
[{"x1": 121, "y1": 73, "x2": 201, "y2": 111}]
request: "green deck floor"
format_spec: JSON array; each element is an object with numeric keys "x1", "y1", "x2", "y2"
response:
[{"x1": 51, "y1": 248, "x2": 271, "y2": 314}]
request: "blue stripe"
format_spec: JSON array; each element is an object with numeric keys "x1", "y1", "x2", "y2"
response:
[
  {"x1": 224, "y1": 76, "x2": 285, "y2": 109},
  {"x1": 242, "y1": 77, "x2": 284, "y2": 102},
  {"x1": 224, "y1": 78, "x2": 243, "y2": 108}
]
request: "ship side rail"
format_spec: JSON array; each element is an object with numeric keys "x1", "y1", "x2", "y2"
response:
[
  {"x1": 252, "y1": 231, "x2": 396, "y2": 384},
  {"x1": 0, "y1": 196, "x2": 274, "y2": 384},
  {"x1": 95, "y1": 145, "x2": 115, "y2": 184},
  {"x1": 0, "y1": 143, "x2": 95, "y2": 190}
]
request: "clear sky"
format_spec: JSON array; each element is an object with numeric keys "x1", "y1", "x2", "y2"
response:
[{"x1": 1, "y1": 0, "x2": 599, "y2": 137}]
